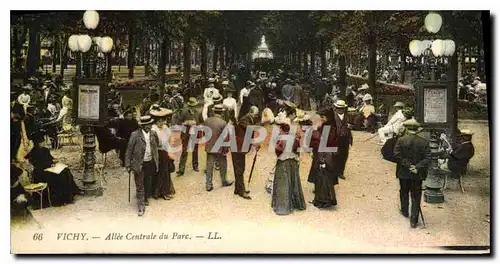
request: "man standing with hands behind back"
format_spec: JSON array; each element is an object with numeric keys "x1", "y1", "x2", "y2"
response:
[
  {"x1": 393, "y1": 119, "x2": 430, "y2": 228},
  {"x1": 125, "y1": 115, "x2": 159, "y2": 217}
]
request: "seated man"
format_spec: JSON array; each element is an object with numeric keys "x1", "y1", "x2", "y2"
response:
[
  {"x1": 378, "y1": 102, "x2": 407, "y2": 145},
  {"x1": 440, "y1": 129, "x2": 475, "y2": 175},
  {"x1": 353, "y1": 94, "x2": 376, "y2": 132}
]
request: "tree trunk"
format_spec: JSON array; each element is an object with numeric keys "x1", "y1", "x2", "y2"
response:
[
  {"x1": 447, "y1": 51, "x2": 459, "y2": 145},
  {"x1": 26, "y1": 25, "x2": 39, "y2": 79},
  {"x1": 368, "y1": 33, "x2": 377, "y2": 102},
  {"x1": 168, "y1": 42, "x2": 172, "y2": 72},
  {"x1": 183, "y1": 34, "x2": 191, "y2": 84},
  {"x1": 303, "y1": 48, "x2": 308, "y2": 74},
  {"x1": 338, "y1": 54, "x2": 346, "y2": 98},
  {"x1": 224, "y1": 45, "x2": 230, "y2": 68},
  {"x1": 59, "y1": 33, "x2": 67, "y2": 77},
  {"x1": 219, "y1": 45, "x2": 225, "y2": 70},
  {"x1": 212, "y1": 41, "x2": 219, "y2": 72},
  {"x1": 310, "y1": 44, "x2": 316, "y2": 75},
  {"x1": 127, "y1": 29, "x2": 135, "y2": 79},
  {"x1": 52, "y1": 36, "x2": 58, "y2": 73},
  {"x1": 399, "y1": 42, "x2": 406, "y2": 83},
  {"x1": 106, "y1": 52, "x2": 112, "y2": 82},
  {"x1": 200, "y1": 38, "x2": 208, "y2": 79},
  {"x1": 320, "y1": 40, "x2": 327, "y2": 78},
  {"x1": 145, "y1": 38, "x2": 150, "y2": 76},
  {"x1": 158, "y1": 36, "x2": 168, "y2": 99},
  {"x1": 14, "y1": 26, "x2": 26, "y2": 71}
]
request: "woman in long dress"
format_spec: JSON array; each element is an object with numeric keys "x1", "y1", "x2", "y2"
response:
[
  {"x1": 150, "y1": 105, "x2": 176, "y2": 200},
  {"x1": 307, "y1": 108, "x2": 338, "y2": 208},
  {"x1": 25, "y1": 136, "x2": 81, "y2": 208},
  {"x1": 271, "y1": 112, "x2": 306, "y2": 215}
]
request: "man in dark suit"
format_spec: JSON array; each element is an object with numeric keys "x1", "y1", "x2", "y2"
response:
[
  {"x1": 176, "y1": 97, "x2": 203, "y2": 176},
  {"x1": 203, "y1": 104, "x2": 233, "y2": 192},
  {"x1": 125, "y1": 116, "x2": 159, "y2": 216},
  {"x1": 231, "y1": 106, "x2": 259, "y2": 200},
  {"x1": 444, "y1": 129, "x2": 475, "y2": 174},
  {"x1": 393, "y1": 119, "x2": 430, "y2": 228},
  {"x1": 331, "y1": 100, "x2": 353, "y2": 180}
]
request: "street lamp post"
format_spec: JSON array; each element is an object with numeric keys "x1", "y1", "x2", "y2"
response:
[
  {"x1": 409, "y1": 12, "x2": 456, "y2": 204},
  {"x1": 68, "y1": 10, "x2": 114, "y2": 195}
]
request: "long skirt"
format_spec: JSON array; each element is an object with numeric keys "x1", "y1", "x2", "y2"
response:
[
  {"x1": 313, "y1": 167, "x2": 337, "y2": 208},
  {"x1": 154, "y1": 150, "x2": 176, "y2": 197},
  {"x1": 33, "y1": 168, "x2": 81, "y2": 208},
  {"x1": 271, "y1": 159, "x2": 306, "y2": 215}
]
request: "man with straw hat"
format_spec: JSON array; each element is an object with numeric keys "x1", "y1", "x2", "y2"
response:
[
  {"x1": 332, "y1": 100, "x2": 352, "y2": 180},
  {"x1": 440, "y1": 129, "x2": 475, "y2": 176},
  {"x1": 150, "y1": 105, "x2": 176, "y2": 200},
  {"x1": 125, "y1": 115, "x2": 160, "y2": 216},
  {"x1": 231, "y1": 106, "x2": 260, "y2": 200},
  {"x1": 377, "y1": 102, "x2": 407, "y2": 145},
  {"x1": 177, "y1": 97, "x2": 203, "y2": 176},
  {"x1": 203, "y1": 104, "x2": 233, "y2": 192},
  {"x1": 393, "y1": 118, "x2": 429, "y2": 228}
]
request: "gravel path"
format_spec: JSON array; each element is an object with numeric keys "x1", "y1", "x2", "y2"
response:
[{"x1": 10, "y1": 119, "x2": 490, "y2": 254}]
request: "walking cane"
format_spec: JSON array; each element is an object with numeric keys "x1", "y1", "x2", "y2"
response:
[
  {"x1": 128, "y1": 170, "x2": 131, "y2": 203},
  {"x1": 247, "y1": 149, "x2": 259, "y2": 185},
  {"x1": 419, "y1": 206, "x2": 427, "y2": 228}
]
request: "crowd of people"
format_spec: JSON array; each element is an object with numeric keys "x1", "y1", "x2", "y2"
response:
[{"x1": 10, "y1": 67, "x2": 476, "y2": 228}]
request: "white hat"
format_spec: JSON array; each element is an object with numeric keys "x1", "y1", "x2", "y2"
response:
[
  {"x1": 274, "y1": 111, "x2": 291, "y2": 125},
  {"x1": 460, "y1": 129, "x2": 474, "y2": 136},
  {"x1": 261, "y1": 108, "x2": 275, "y2": 124},
  {"x1": 363, "y1": 94, "x2": 373, "y2": 101},
  {"x1": 208, "y1": 78, "x2": 215, "y2": 83},
  {"x1": 334, "y1": 100, "x2": 348, "y2": 108},
  {"x1": 358, "y1": 84, "x2": 369, "y2": 91},
  {"x1": 271, "y1": 82, "x2": 277, "y2": 87},
  {"x1": 394, "y1": 102, "x2": 404, "y2": 107},
  {"x1": 222, "y1": 81, "x2": 229, "y2": 85}
]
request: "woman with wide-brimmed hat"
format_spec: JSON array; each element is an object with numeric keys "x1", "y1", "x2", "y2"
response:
[
  {"x1": 150, "y1": 104, "x2": 176, "y2": 200},
  {"x1": 271, "y1": 112, "x2": 306, "y2": 215}
]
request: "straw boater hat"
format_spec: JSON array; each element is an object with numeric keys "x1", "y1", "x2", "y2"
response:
[
  {"x1": 222, "y1": 80, "x2": 229, "y2": 85},
  {"x1": 394, "y1": 102, "x2": 405, "y2": 108},
  {"x1": 213, "y1": 104, "x2": 225, "y2": 112},
  {"x1": 460, "y1": 129, "x2": 474, "y2": 136},
  {"x1": 138, "y1": 115, "x2": 154, "y2": 125},
  {"x1": 402, "y1": 118, "x2": 421, "y2": 131},
  {"x1": 358, "y1": 83, "x2": 369, "y2": 91},
  {"x1": 186, "y1": 97, "x2": 199, "y2": 107},
  {"x1": 212, "y1": 93, "x2": 223, "y2": 103},
  {"x1": 208, "y1": 78, "x2": 216, "y2": 83},
  {"x1": 362, "y1": 94, "x2": 373, "y2": 101},
  {"x1": 149, "y1": 104, "x2": 173, "y2": 117},
  {"x1": 334, "y1": 100, "x2": 348, "y2": 108}
]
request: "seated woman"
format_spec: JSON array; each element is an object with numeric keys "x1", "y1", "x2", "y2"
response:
[
  {"x1": 353, "y1": 94, "x2": 376, "y2": 132},
  {"x1": 24, "y1": 135, "x2": 82, "y2": 208}
]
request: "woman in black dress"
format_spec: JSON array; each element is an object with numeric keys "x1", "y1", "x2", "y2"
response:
[
  {"x1": 307, "y1": 109, "x2": 338, "y2": 208},
  {"x1": 25, "y1": 136, "x2": 81, "y2": 208}
]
